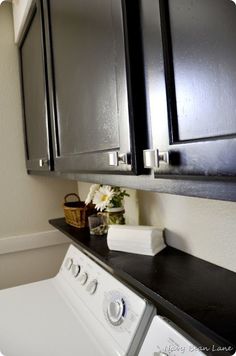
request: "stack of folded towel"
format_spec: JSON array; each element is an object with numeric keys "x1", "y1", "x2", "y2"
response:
[{"x1": 107, "y1": 225, "x2": 166, "y2": 256}]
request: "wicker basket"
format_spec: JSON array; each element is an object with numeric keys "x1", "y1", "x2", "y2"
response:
[{"x1": 63, "y1": 193, "x2": 96, "y2": 228}]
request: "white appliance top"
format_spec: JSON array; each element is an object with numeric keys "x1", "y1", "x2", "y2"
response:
[
  {"x1": 0, "y1": 244, "x2": 154, "y2": 356},
  {"x1": 0, "y1": 279, "x2": 107, "y2": 356},
  {"x1": 138, "y1": 316, "x2": 206, "y2": 356}
]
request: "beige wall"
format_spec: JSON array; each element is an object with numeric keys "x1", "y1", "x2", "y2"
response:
[
  {"x1": 12, "y1": 0, "x2": 33, "y2": 42},
  {"x1": 0, "y1": 243, "x2": 70, "y2": 289},
  {"x1": 138, "y1": 191, "x2": 236, "y2": 273},
  {"x1": 0, "y1": 4, "x2": 77, "y2": 238},
  {"x1": 78, "y1": 179, "x2": 236, "y2": 273}
]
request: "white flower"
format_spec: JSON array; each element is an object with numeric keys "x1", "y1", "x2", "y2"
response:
[
  {"x1": 93, "y1": 185, "x2": 114, "y2": 211},
  {"x1": 85, "y1": 184, "x2": 100, "y2": 205}
]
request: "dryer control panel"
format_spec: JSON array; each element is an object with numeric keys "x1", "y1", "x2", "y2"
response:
[{"x1": 57, "y1": 244, "x2": 155, "y2": 356}]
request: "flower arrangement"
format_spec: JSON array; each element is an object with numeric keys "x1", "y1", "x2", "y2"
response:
[{"x1": 85, "y1": 184, "x2": 129, "y2": 212}]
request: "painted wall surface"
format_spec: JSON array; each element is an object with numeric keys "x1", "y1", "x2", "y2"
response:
[
  {"x1": 0, "y1": 243, "x2": 70, "y2": 289},
  {"x1": 78, "y1": 179, "x2": 236, "y2": 273},
  {"x1": 0, "y1": 4, "x2": 77, "y2": 238},
  {"x1": 78, "y1": 182, "x2": 139, "y2": 226},
  {"x1": 12, "y1": 0, "x2": 33, "y2": 43},
  {"x1": 138, "y1": 191, "x2": 236, "y2": 273}
]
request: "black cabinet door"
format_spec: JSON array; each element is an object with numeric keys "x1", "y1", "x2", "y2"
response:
[
  {"x1": 43, "y1": 0, "x2": 147, "y2": 174},
  {"x1": 142, "y1": 0, "x2": 236, "y2": 178},
  {"x1": 19, "y1": 1, "x2": 52, "y2": 171}
]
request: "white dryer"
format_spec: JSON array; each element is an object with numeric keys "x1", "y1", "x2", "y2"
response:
[
  {"x1": 0, "y1": 244, "x2": 207, "y2": 356},
  {"x1": 0, "y1": 244, "x2": 154, "y2": 356}
]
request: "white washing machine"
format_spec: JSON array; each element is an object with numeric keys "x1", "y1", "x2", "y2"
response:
[
  {"x1": 0, "y1": 244, "x2": 206, "y2": 356},
  {"x1": 139, "y1": 316, "x2": 206, "y2": 356}
]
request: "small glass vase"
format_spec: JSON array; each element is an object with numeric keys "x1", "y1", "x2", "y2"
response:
[
  {"x1": 88, "y1": 214, "x2": 108, "y2": 235},
  {"x1": 100, "y1": 207, "x2": 125, "y2": 226}
]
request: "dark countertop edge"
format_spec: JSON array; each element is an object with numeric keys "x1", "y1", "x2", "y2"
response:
[{"x1": 49, "y1": 218, "x2": 236, "y2": 355}]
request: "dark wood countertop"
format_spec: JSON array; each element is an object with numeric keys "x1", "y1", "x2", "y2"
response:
[{"x1": 49, "y1": 218, "x2": 236, "y2": 355}]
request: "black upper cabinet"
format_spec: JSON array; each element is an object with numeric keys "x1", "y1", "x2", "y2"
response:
[
  {"x1": 19, "y1": 1, "x2": 53, "y2": 171},
  {"x1": 43, "y1": 0, "x2": 147, "y2": 174},
  {"x1": 142, "y1": 0, "x2": 236, "y2": 178}
]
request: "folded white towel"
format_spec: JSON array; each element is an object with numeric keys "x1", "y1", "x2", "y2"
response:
[
  {"x1": 108, "y1": 242, "x2": 166, "y2": 256},
  {"x1": 107, "y1": 225, "x2": 163, "y2": 241},
  {"x1": 109, "y1": 238, "x2": 164, "y2": 249},
  {"x1": 107, "y1": 225, "x2": 166, "y2": 256}
]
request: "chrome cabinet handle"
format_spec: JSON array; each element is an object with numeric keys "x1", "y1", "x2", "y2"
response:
[
  {"x1": 143, "y1": 149, "x2": 169, "y2": 168},
  {"x1": 108, "y1": 152, "x2": 130, "y2": 166},
  {"x1": 39, "y1": 159, "x2": 49, "y2": 167}
]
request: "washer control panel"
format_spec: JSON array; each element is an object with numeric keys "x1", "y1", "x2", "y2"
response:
[
  {"x1": 138, "y1": 316, "x2": 206, "y2": 356},
  {"x1": 57, "y1": 245, "x2": 154, "y2": 355}
]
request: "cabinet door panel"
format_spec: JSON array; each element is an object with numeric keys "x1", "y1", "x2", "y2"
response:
[
  {"x1": 49, "y1": 0, "x2": 119, "y2": 155},
  {"x1": 45, "y1": 0, "x2": 142, "y2": 173},
  {"x1": 20, "y1": 2, "x2": 52, "y2": 171},
  {"x1": 142, "y1": 0, "x2": 236, "y2": 177},
  {"x1": 169, "y1": 0, "x2": 236, "y2": 143}
]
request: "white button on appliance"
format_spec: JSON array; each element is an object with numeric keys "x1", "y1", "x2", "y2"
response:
[
  {"x1": 86, "y1": 279, "x2": 98, "y2": 295},
  {"x1": 71, "y1": 264, "x2": 80, "y2": 278},
  {"x1": 78, "y1": 272, "x2": 88, "y2": 285},
  {"x1": 65, "y1": 257, "x2": 73, "y2": 270},
  {"x1": 107, "y1": 299, "x2": 125, "y2": 326}
]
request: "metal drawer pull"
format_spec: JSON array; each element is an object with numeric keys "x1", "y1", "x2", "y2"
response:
[{"x1": 143, "y1": 149, "x2": 169, "y2": 168}]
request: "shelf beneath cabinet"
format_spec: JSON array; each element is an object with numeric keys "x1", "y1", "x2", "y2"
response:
[{"x1": 49, "y1": 218, "x2": 236, "y2": 355}]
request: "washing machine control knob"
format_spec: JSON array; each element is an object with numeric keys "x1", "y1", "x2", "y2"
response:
[
  {"x1": 86, "y1": 279, "x2": 98, "y2": 295},
  {"x1": 107, "y1": 299, "x2": 125, "y2": 326},
  {"x1": 71, "y1": 264, "x2": 80, "y2": 277},
  {"x1": 65, "y1": 257, "x2": 73, "y2": 270},
  {"x1": 78, "y1": 272, "x2": 88, "y2": 285}
]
